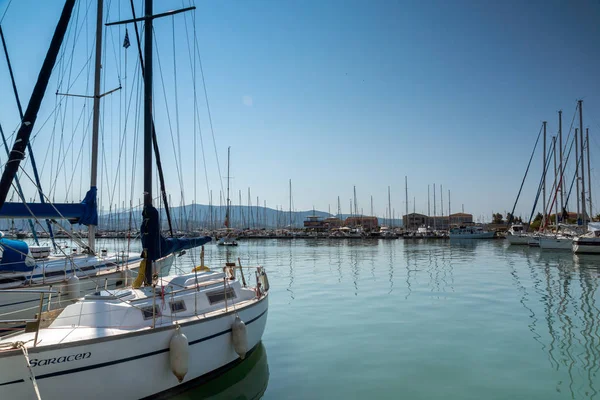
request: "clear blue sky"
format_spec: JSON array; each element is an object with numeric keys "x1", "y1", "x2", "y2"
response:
[{"x1": 0, "y1": 0, "x2": 599, "y2": 222}]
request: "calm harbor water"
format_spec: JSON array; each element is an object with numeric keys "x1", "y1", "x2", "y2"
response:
[{"x1": 101, "y1": 238, "x2": 600, "y2": 399}]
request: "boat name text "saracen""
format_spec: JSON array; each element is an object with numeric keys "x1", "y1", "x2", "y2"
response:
[{"x1": 29, "y1": 352, "x2": 91, "y2": 367}]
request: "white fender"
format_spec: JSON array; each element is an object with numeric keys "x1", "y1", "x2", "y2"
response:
[
  {"x1": 169, "y1": 325, "x2": 189, "y2": 383},
  {"x1": 231, "y1": 315, "x2": 248, "y2": 359},
  {"x1": 261, "y1": 270, "x2": 270, "y2": 292},
  {"x1": 66, "y1": 275, "x2": 80, "y2": 300}
]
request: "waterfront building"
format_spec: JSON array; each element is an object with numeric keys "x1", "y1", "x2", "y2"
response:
[
  {"x1": 403, "y1": 212, "x2": 473, "y2": 231},
  {"x1": 344, "y1": 216, "x2": 379, "y2": 230}
]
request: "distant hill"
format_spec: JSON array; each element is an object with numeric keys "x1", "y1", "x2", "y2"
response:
[
  {"x1": 0, "y1": 204, "x2": 403, "y2": 232},
  {"x1": 98, "y1": 204, "x2": 403, "y2": 230}
]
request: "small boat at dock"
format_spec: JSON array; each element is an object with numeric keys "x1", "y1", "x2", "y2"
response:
[
  {"x1": 449, "y1": 225, "x2": 495, "y2": 239},
  {"x1": 506, "y1": 224, "x2": 530, "y2": 245},
  {"x1": 573, "y1": 223, "x2": 600, "y2": 254}
]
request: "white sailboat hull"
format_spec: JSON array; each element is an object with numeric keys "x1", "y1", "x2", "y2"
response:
[
  {"x1": 0, "y1": 295, "x2": 268, "y2": 399},
  {"x1": 573, "y1": 238, "x2": 600, "y2": 254},
  {"x1": 538, "y1": 237, "x2": 572, "y2": 250},
  {"x1": 506, "y1": 234, "x2": 530, "y2": 245}
]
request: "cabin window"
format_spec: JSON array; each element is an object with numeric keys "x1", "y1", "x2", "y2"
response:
[
  {"x1": 170, "y1": 300, "x2": 186, "y2": 313},
  {"x1": 206, "y1": 287, "x2": 236, "y2": 305},
  {"x1": 141, "y1": 305, "x2": 161, "y2": 320}
]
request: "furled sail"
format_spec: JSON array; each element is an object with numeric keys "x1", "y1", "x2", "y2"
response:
[{"x1": 141, "y1": 205, "x2": 211, "y2": 262}]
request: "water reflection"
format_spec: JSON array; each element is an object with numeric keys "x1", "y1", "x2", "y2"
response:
[
  {"x1": 287, "y1": 242, "x2": 295, "y2": 302},
  {"x1": 173, "y1": 343, "x2": 269, "y2": 400},
  {"x1": 513, "y1": 247, "x2": 600, "y2": 398},
  {"x1": 402, "y1": 241, "x2": 455, "y2": 299}
]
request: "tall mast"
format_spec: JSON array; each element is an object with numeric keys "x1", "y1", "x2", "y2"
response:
[
  {"x1": 88, "y1": 0, "x2": 104, "y2": 254},
  {"x1": 427, "y1": 185, "x2": 430, "y2": 217},
  {"x1": 440, "y1": 184, "x2": 444, "y2": 217},
  {"x1": 404, "y1": 176, "x2": 408, "y2": 227},
  {"x1": 448, "y1": 189, "x2": 451, "y2": 226},
  {"x1": 558, "y1": 110, "x2": 564, "y2": 217},
  {"x1": 553, "y1": 136, "x2": 558, "y2": 230},
  {"x1": 226, "y1": 146, "x2": 231, "y2": 227},
  {"x1": 143, "y1": 0, "x2": 153, "y2": 212},
  {"x1": 370, "y1": 195, "x2": 373, "y2": 217},
  {"x1": 210, "y1": 190, "x2": 213, "y2": 229},
  {"x1": 579, "y1": 100, "x2": 586, "y2": 230},
  {"x1": 289, "y1": 179, "x2": 292, "y2": 227},
  {"x1": 575, "y1": 128, "x2": 580, "y2": 222},
  {"x1": 247, "y1": 188, "x2": 252, "y2": 228},
  {"x1": 433, "y1": 183, "x2": 436, "y2": 230},
  {"x1": 586, "y1": 128, "x2": 592, "y2": 219},
  {"x1": 353, "y1": 186, "x2": 358, "y2": 216},
  {"x1": 239, "y1": 189, "x2": 244, "y2": 228},
  {"x1": 542, "y1": 121, "x2": 547, "y2": 230},
  {"x1": 388, "y1": 186, "x2": 393, "y2": 226}
]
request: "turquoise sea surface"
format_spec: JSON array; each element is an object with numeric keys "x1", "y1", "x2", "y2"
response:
[{"x1": 127, "y1": 238, "x2": 599, "y2": 399}]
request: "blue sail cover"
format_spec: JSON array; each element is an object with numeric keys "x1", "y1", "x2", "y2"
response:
[
  {"x1": 0, "y1": 187, "x2": 98, "y2": 226},
  {"x1": 79, "y1": 186, "x2": 98, "y2": 225},
  {"x1": 0, "y1": 238, "x2": 31, "y2": 272},
  {"x1": 141, "y1": 205, "x2": 211, "y2": 262}
]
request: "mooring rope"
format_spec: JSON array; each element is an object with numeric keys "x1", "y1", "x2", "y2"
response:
[{"x1": 0, "y1": 340, "x2": 41, "y2": 400}]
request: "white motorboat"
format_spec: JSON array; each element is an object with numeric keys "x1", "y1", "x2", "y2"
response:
[
  {"x1": 217, "y1": 237, "x2": 238, "y2": 247},
  {"x1": 379, "y1": 226, "x2": 397, "y2": 239},
  {"x1": 416, "y1": 225, "x2": 436, "y2": 238},
  {"x1": 329, "y1": 227, "x2": 365, "y2": 239},
  {"x1": 449, "y1": 225, "x2": 495, "y2": 239},
  {"x1": 505, "y1": 224, "x2": 530, "y2": 245},
  {"x1": 0, "y1": 267, "x2": 269, "y2": 399}
]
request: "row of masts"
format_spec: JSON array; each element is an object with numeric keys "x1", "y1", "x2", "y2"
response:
[
  {"x1": 539, "y1": 100, "x2": 592, "y2": 232},
  {"x1": 91, "y1": 176, "x2": 460, "y2": 231}
]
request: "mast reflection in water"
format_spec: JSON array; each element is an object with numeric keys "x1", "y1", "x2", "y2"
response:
[{"x1": 514, "y1": 249, "x2": 600, "y2": 398}]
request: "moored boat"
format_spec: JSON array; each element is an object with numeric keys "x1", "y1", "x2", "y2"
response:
[
  {"x1": 573, "y1": 223, "x2": 600, "y2": 254},
  {"x1": 449, "y1": 225, "x2": 495, "y2": 239},
  {"x1": 0, "y1": 267, "x2": 269, "y2": 399},
  {"x1": 538, "y1": 235, "x2": 572, "y2": 250},
  {"x1": 505, "y1": 224, "x2": 530, "y2": 245}
]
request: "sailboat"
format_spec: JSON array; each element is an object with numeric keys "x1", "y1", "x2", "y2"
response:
[
  {"x1": 0, "y1": 0, "x2": 214, "y2": 329},
  {"x1": 0, "y1": 4, "x2": 146, "y2": 329},
  {"x1": 0, "y1": 1, "x2": 268, "y2": 398},
  {"x1": 217, "y1": 147, "x2": 238, "y2": 246}
]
